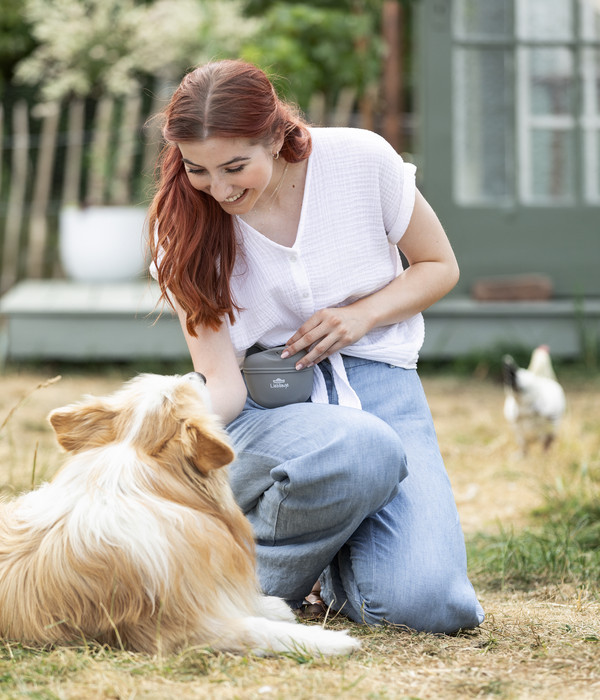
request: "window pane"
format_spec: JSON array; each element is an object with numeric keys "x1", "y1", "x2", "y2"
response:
[
  {"x1": 582, "y1": 48, "x2": 600, "y2": 202},
  {"x1": 454, "y1": 0, "x2": 513, "y2": 38},
  {"x1": 580, "y1": 0, "x2": 600, "y2": 40},
  {"x1": 584, "y1": 128, "x2": 600, "y2": 201},
  {"x1": 519, "y1": 0, "x2": 573, "y2": 40},
  {"x1": 530, "y1": 129, "x2": 575, "y2": 201},
  {"x1": 454, "y1": 49, "x2": 514, "y2": 203},
  {"x1": 595, "y1": 130, "x2": 600, "y2": 200},
  {"x1": 588, "y1": 48, "x2": 600, "y2": 115},
  {"x1": 529, "y1": 48, "x2": 575, "y2": 116}
]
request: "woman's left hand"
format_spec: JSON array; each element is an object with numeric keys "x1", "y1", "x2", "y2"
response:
[{"x1": 282, "y1": 305, "x2": 373, "y2": 369}]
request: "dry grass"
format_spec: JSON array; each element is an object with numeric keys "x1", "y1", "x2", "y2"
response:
[{"x1": 1, "y1": 365, "x2": 599, "y2": 699}]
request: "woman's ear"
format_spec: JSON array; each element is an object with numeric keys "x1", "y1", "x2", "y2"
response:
[{"x1": 271, "y1": 130, "x2": 285, "y2": 157}]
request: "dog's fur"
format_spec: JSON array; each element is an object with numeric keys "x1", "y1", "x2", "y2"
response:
[{"x1": 0, "y1": 373, "x2": 358, "y2": 656}]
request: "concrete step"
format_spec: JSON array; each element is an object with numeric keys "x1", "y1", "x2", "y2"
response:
[
  {"x1": 0, "y1": 280, "x2": 188, "y2": 365},
  {"x1": 1, "y1": 280, "x2": 598, "y2": 365}
]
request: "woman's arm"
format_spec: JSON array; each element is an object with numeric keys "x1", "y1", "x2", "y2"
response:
[
  {"x1": 174, "y1": 300, "x2": 247, "y2": 424},
  {"x1": 282, "y1": 189, "x2": 459, "y2": 368}
]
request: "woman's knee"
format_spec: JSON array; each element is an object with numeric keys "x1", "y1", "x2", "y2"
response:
[
  {"x1": 229, "y1": 403, "x2": 408, "y2": 533},
  {"x1": 357, "y1": 575, "x2": 484, "y2": 633},
  {"x1": 280, "y1": 407, "x2": 408, "y2": 510}
]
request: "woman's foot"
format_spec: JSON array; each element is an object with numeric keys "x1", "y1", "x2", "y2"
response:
[{"x1": 297, "y1": 581, "x2": 327, "y2": 620}]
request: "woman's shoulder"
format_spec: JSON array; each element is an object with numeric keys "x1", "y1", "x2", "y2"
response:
[
  {"x1": 310, "y1": 126, "x2": 399, "y2": 162},
  {"x1": 310, "y1": 126, "x2": 391, "y2": 146}
]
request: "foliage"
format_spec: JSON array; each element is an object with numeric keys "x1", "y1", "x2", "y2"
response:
[
  {"x1": 239, "y1": 1, "x2": 385, "y2": 112},
  {"x1": 0, "y1": 0, "x2": 36, "y2": 93},
  {"x1": 242, "y1": 0, "x2": 384, "y2": 14},
  {"x1": 15, "y1": 0, "x2": 257, "y2": 102}
]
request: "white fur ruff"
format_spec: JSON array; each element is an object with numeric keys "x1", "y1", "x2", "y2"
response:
[{"x1": 0, "y1": 373, "x2": 359, "y2": 657}]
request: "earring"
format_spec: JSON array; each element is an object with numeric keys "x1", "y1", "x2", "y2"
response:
[{"x1": 273, "y1": 151, "x2": 280, "y2": 160}]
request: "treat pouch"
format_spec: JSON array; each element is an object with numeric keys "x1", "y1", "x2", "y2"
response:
[{"x1": 242, "y1": 346, "x2": 314, "y2": 408}]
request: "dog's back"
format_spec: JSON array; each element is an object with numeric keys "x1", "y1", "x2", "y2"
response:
[{"x1": 0, "y1": 435, "x2": 259, "y2": 653}]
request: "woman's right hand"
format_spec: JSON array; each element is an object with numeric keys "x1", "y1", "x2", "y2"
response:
[{"x1": 282, "y1": 305, "x2": 374, "y2": 369}]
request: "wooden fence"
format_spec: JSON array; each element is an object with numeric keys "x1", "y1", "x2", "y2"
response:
[
  {"x1": 0, "y1": 87, "x2": 167, "y2": 294},
  {"x1": 0, "y1": 87, "x2": 364, "y2": 295}
]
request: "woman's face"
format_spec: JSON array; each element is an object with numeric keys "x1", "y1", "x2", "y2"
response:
[{"x1": 178, "y1": 137, "x2": 281, "y2": 215}]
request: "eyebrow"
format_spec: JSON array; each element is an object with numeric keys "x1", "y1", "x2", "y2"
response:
[{"x1": 182, "y1": 155, "x2": 251, "y2": 169}]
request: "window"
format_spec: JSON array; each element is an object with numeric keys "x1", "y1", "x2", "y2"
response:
[{"x1": 453, "y1": 0, "x2": 600, "y2": 205}]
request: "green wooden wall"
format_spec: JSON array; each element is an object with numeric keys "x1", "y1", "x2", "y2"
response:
[{"x1": 416, "y1": 0, "x2": 600, "y2": 300}]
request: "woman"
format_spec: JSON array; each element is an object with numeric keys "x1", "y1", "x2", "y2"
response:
[{"x1": 149, "y1": 59, "x2": 484, "y2": 632}]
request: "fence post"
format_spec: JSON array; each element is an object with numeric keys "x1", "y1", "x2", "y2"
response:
[
  {"x1": 111, "y1": 90, "x2": 143, "y2": 205},
  {"x1": 26, "y1": 103, "x2": 60, "y2": 279},
  {"x1": 332, "y1": 88, "x2": 357, "y2": 127},
  {"x1": 62, "y1": 99, "x2": 85, "y2": 207},
  {"x1": 86, "y1": 96, "x2": 114, "y2": 205},
  {"x1": 0, "y1": 104, "x2": 3, "y2": 196},
  {"x1": 1, "y1": 101, "x2": 29, "y2": 293},
  {"x1": 308, "y1": 93, "x2": 326, "y2": 126}
]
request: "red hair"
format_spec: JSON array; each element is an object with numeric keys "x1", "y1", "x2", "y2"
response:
[{"x1": 148, "y1": 60, "x2": 312, "y2": 334}]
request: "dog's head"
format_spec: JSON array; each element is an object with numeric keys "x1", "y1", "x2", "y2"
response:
[{"x1": 48, "y1": 373, "x2": 234, "y2": 473}]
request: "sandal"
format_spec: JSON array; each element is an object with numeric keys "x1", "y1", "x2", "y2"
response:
[{"x1": 297, "y1": 581, "x2": 327, "y2": 620}]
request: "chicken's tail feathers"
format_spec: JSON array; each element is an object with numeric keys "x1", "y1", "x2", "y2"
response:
[{"x1": 502, "y1": 354, "x2": 519, "y2": 392}]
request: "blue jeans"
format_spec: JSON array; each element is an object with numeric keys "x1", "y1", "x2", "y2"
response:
[{"x1": 226, "y1": 356, "x2": 484, "y2": 633}]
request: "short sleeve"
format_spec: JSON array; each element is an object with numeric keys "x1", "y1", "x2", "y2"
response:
[
  {"x1": 374, "y1": 134, "x2": 417, "y2": 246},
  {"x1": 386, "y1": 161, "x2": 417, "y2": 245}
]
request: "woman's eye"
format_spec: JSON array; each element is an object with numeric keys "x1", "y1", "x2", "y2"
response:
[{"x1": 185, "y1": 164, "x2": 245, "y2": 176}]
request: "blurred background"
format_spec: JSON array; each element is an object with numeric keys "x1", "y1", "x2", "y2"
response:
[{"x1": 0, "y1": 0, "x2": 599, "y2": 367}]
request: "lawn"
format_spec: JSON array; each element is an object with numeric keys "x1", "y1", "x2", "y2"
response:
[{"x1": 1, "y1": 364, "x2": 599, "y2": 699}]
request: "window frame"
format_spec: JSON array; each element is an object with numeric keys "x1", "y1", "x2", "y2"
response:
[{"x1": 452, "y1": 0, "x2": 600, "y2": 207}]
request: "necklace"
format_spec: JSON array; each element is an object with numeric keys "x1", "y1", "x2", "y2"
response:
[{"x1": 260, "y1": 161, "x2": 289, "y2": 214}]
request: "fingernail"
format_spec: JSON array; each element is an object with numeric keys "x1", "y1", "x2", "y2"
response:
[
  {"x1": 295, "y1": 363, "x2": 304, "y2": 371},
  {"x1": 280, "y1": 349, "x2": 289, "y2": 359}
]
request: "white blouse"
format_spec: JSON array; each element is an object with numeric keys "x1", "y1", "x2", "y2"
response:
[{"x1": 227, "y1": 127, "x2": 422, "y2": 409}]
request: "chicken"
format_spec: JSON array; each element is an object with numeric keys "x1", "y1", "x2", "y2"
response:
[{"x1": 502, "y1": 345, "x2": 566, "y2": 454}]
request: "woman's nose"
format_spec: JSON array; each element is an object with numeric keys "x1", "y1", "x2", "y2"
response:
[{"x1": 209, "y1": 177, "x2": 232, "y2": 202}]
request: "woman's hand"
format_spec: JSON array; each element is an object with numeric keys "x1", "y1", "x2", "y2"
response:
[{"x1": 282, "y1": 305, "x2": 374, "y2": 369}]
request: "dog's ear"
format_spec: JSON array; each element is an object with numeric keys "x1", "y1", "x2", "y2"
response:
[
  {"x1": 48, "y1": 401, "x2": 117, "y2": 453},
  {"x1": 183, "y1": 418, "x2": 235, "y2": 473}
]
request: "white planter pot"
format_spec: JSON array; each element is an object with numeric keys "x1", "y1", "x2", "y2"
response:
[{"x1": 59, "y1": 206, "x2": 149, "y2": 283}]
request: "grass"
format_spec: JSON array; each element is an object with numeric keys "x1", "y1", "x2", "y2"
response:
[
  {"x1": 468, "y1": 462, "x2": 600, "y2": 592},
  {"x1": 1, "y1": 365, "x2": 600, "y2": 698}
]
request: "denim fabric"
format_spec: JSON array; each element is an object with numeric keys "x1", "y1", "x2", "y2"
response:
[{"x1": 226, "y1": 356, "x2": 484, "y2": 633}]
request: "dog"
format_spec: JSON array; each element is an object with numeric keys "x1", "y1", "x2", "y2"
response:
[{"x1": 0, "y1": 373, "x2": 359, "y2": 656}]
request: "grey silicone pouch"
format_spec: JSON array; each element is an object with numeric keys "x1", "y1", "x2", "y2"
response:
[{"x1": 242, "y1": 346, "x2": 314, "y2": 408}]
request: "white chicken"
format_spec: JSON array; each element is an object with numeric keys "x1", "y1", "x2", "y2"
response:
[{"x1": 502, "y1": 345, "x2": 566, "y2": 455}]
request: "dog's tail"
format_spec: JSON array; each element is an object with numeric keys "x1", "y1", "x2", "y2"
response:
[{"x1": 235, "y1": 617, "x2": 360, "y2": 657}]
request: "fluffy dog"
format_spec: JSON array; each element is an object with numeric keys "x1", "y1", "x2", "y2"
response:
[{"x1": 0, "y1": 373, "x2": 359, "y2": 656}]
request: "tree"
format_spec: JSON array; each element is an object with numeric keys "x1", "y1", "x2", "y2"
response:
[
  {"x1": 0, "y1": 0, "x2": 36, "y2": 94},
  {"x1": 15, "y1": 0, "x2": 257, "y2": 102},
  {"x1": 239, "y1": 1, "x2": 384, "y2": 115}
]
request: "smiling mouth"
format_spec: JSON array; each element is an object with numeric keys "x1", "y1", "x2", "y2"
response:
[{"x1": 224, "y1": 190, "x2": 247, "y2": 203}]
